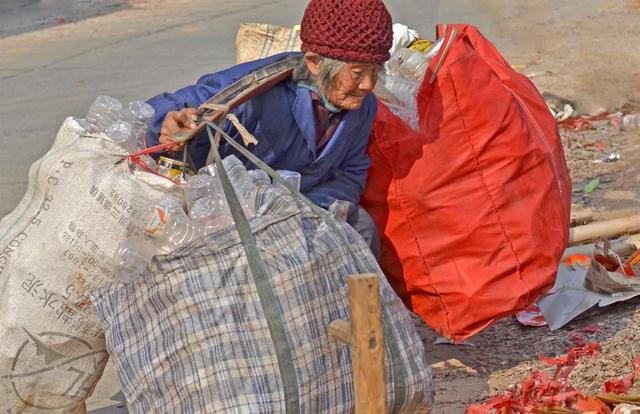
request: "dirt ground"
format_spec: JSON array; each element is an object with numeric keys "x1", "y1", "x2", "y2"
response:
[{"x1": 421, "y1": 2, "x2": 640, "y2": 411}]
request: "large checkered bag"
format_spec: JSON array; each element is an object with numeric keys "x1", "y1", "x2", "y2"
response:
[{"x1": 91, "y1": 124, "x2": 434, "y2": 413}]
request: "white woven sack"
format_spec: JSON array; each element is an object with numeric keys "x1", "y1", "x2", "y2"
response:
[
  {"x1": 235, "y1": 23, "x2": 302, "y2": 64},
  {"x1": 0, "y1": 118, "x2": 174, "y2": 412}
]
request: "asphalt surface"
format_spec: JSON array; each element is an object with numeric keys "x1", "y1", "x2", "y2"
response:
[
  {"x1": 0, "y1": 0, "x2": 496, "y2": 219},
  {"x1": 0, "y1": 0, "x2": 128, "y2": 38},
  {"x1": 0, "y1": 0, "x2": 494, "y2": 411}
]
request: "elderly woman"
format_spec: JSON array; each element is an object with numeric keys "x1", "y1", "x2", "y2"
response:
[{"x1": 145, "y1": 0, "x2": 392, "y2": 257}]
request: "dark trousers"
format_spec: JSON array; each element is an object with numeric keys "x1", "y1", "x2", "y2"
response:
[{"x1": 346, "y1": 206, "x2": 381, "y2": 261}]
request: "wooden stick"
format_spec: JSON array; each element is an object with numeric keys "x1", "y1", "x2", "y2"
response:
[
  {"x1": 570, "y1": 206, "x2": 596, "y2": 227},
  {"x1": 563, "y1": 237, "x2": 637, "y2": 259},
  {"x1": 569, "y1": 215, "x2": 640, "y2": 245},
  {"x1": 570, "y1": 206, "x2": 640, "y2": 227},
  {"x1": 329, "y1": 274, "x2": 386, "y2": 414}
]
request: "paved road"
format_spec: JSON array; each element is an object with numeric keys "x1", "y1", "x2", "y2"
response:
[
  {"x1": 0, "y1": 0, "x2": 496, "y2": 219},
  {"x1": 0, "y1": 0, "x2": 494, "y2": 410},
  {"x1": 0, "y1": 0, "x2": 128, "y2": 38}
]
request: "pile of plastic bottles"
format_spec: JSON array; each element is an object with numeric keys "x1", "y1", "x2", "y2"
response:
[
  {"x1": 79, "y1": 95, "x2": 155, "y2": 153},
  {"x1": 374, "y1": 24, "x2": 444, "y2": 130},
  {"x1": 112, "y1": 155, "x2": 301, "y2": 283}
]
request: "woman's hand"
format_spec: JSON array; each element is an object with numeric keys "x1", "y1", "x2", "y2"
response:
[{"x1": 159, "y1": 108, "x2": 198, "y2": 151}]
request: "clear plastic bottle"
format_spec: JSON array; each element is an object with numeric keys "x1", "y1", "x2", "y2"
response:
[
  {"x1": 123, "y1": 101, "x2": 155, "y2": 150},
  {"x1": 113, "y1": 195, "x2": 203, "y2": 283},
  {"x1": 145, "y1": 195, "x2": 204, "y2": 250},
  {"x1": 248, "y1": 169, "x2": 270, "y2": 185},
  {"x1": 138, "y1": 155, "x2": 157, "y2": 170},
  {"x1": 276, "y1": 170, "x2": 302, "y2": 192},
  {"x1": 186, "y1": 174, "x2": 220, "y2": 210},
  {"x1": 398, "y1": 49, "x2": 429, "y2": 82},
  {"x1": 105, "y1": 120, "x2": 136, "y2": 152},
  {"x1": 86, "y1": 95, "x2": 123, "y2": 133},
  {"x1": 185, "y1": 174, "x2": 232, "y2": 234},
  {"x1": 112, "y1": 236, "x2": 167, "y2": 283},
  {"x1": 622, "y1": 113, "x2": 640, "y2": 129},
  {"x1": 189, "y1": 196, "x2": 233, "y2": 234},
  {"x1": 72, "y1": 117, "x2": 93, "y2": 131},
  {"x1": 222, "y1": 156, "x2": 257, "y2": 218}
]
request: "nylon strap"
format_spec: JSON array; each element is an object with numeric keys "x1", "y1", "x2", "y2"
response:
[
  {"x1": 206, "y1": 122, "x2": 407, "y2": 412},
  {"x1": 206, "y1": 126, "x2": 301, "y2": 414}
]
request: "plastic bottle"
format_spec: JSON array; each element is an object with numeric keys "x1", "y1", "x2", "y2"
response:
[
  {"x1": 145, "y1": 195, "x2": 204, "y2": 250},
  {"x1": 398, "y1": 49, "x2": 429, "y2": 82},
  {"x1": 72, "y1": 117, "x2": 93, "y2": 131},
  {"x1": 222, "y1": 156, "x2": 257, "y2": 218},
  {"x1": 113, "y1": 195, "x2": 201, "y2": 283},
  {"x1": 622, "y1": 114, "x2": 640, "y2": 129},
  {"x1": 112, "y1": 236, "x2": 167, "y2": 283},
  {"x1": 189, "y1": 196, "x2": 233, "y2": 234},
  {"x1": 123, "y1": 101, "x2": 155, "y2": 150},
  {"x1": 185, "y1": 174, "x2": 232, "y2": 234},
  {"x1": 186, "y1": 174, "x2": 220, "y2": 210},
  {"x1": 105, "y1": 120, "x2": 136, "y2": 153},
  {"x1": 276, "y1": 170, "x2": 302, "y2": 192},
  {"x1": 138, "y1": 155, "x2": 157, "y2": 170},
  {"x1": 248, "y1": 169, "x2": 270, "y2": 185},
  {"x1": 86, "y1": 95, "x2": 123, "y2": 133}
]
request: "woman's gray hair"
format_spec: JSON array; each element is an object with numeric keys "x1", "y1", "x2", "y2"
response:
[{"x1": 292, "y1": 55, "x2": 345, "y2": 92}]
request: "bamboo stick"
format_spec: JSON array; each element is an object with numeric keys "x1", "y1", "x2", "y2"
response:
[
  {"x1": 570, "y1": 206, "x2": 595, "y2": 227},
  {"x1": 563, "y1": 237, "x2": 637, "y2": 259},
  {"x1": 569, "y1": 215, "x2": 640, "y2": 246},
  {"x1": 570, "y1": 206, "x2": 640, "y2": 227}
]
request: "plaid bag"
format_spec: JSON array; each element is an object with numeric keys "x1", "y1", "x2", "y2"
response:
[{"x1": 91, "y1": 181, "x2": 433, "y2": 413}]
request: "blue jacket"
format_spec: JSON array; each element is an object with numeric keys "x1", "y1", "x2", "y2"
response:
[{"x1": 145, "y1": 52, "x2": 376, "y2": 209}]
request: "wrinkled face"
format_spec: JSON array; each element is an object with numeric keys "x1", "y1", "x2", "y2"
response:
[{"x1": 324, "y1": 62, "x2": 381, "y2": 111}]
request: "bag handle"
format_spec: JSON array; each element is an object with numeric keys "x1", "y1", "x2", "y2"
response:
[{"x1": 428, "y1": 24, "x2": 458, "y2": 84}]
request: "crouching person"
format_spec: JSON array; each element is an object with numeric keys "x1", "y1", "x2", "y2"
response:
[{"x1": 145, "y1": 0, "x2": 392, "y2": 259}]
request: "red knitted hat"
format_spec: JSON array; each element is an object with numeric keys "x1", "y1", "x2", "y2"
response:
[{"x1": 300, "y1": 0, "x2": 393, "y2": 64}]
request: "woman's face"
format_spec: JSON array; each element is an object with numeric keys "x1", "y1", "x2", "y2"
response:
[{"x1": 325, "y1": 62, "x2": 381, "y2": 111}]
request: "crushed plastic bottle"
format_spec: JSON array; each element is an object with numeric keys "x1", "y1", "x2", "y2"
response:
[
  {"x1": 189, "y1": 196, "x2": 233, "y2": 234},
  {"x1": 222, "y1": 155, "x2": 257, "y2": 218},
  {"x1": 248, "y1": 169, "x2": 270, "y2": 185},
  {"x1": 138, "y1": 155, "x2": 157, "y2": 170},
  {"x1": 105, "y1": 120, "x2": 136, "y2": 153},
  {"x1": 112, "y1": 236, "x2": 167, "y2": 283},
  {"x1": 185, "y1": 174, "x2": 232, "y2": 234},
  {"x1": 276, "y1": 170, "x2": 301, "y2": 192},
  {"x1": 145, "y1": 195, "x2": 203, "y2": 249},
  {"x1": 112, "y1": 195, "x2": 204, "y2": 283},
  {"x1": 72, "y1": 117, "x2": 93, "y2": 131},
  {"x1": 374, "y1": 38, "x2": 444, "y2": 130},
  {"x1": 86, "y1": 95, "x2": 123, "y2": 133},
  {"x1": 123, "y1": 100, "x2": 155, "y2": 150}
]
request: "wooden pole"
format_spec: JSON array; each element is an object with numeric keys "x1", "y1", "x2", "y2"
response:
[
  {"x1": 570, "y1": 206, "x2": 596, "y2": 227},
  {"x1": 570, "y1": 206, "x2": 640, "y2": 227},
  {"x1": 563, "y1": 238, "x2": 638, "y2": 259},
  {"x1": 329, "y1": 274, "x2": 386, "y2": 414},
  {"x1": 569, "y1": 215, "x2": 640, "y2": 245}
]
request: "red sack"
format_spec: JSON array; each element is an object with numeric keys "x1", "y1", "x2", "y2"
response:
[{"x1": 362, "y1": 24, "x2": 571, "y2": 341}]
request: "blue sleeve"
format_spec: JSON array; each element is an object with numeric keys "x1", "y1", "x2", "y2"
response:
[
  {"x1": 144, "y1": 52, "x2": 298, "y2": 148},
  {"x1": 305, "y1": 98, "x2": 376, "y2": 209}
]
